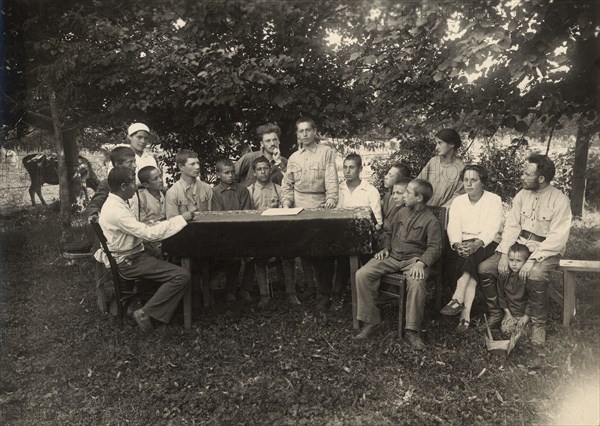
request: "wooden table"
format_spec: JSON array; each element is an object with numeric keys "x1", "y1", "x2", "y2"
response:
[{"x1": 163, "y1": 207, "x2": 375, "y2": 329}]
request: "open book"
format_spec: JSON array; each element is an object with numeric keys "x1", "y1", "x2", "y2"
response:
[{"x1": 261, "y1": 207, "x2": 304, "y2": 216}]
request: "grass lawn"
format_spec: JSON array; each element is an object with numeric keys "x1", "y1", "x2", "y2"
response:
[{"x1": 1, "y1": 207, "x2": 599, "y2": 424}]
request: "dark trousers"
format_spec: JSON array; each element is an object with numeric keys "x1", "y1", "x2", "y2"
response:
[{"x1": 119, "y1": 252, "x2": 190, "y2": 323}]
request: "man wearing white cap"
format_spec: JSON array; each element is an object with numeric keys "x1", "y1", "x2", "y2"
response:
[{"x1": 127, "y1": 123, "x2": 158, "y2": 182}]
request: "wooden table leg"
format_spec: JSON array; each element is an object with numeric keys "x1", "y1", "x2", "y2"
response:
[
  {"x1": 181, "y1": 257, "x2": 192, "y2": 330},
  {"x1": 349, "y1": 255, "x2": 360, "y2": 330},
  {"x1": 200, "y1": 258, "x2": 211, "y2": 308},
  {"x1": 563, "y1": 271, "x2": 576, "y2": 326}
]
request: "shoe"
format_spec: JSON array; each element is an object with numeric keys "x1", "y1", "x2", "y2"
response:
[
  {"x1": 226, "y1": 292, "x2": 237, "y2": 302},
  {"x1": 285, "y1": 293, "x2": 301, "y2": 305},
  {"x1": 258, "y1": 295, "x2": 270, "y2": 308},
  {"x1": 353, "y1": 323, "x2": 381, "y2": 340},
  {"x1": 440, "y1": 299, "x2": 464, "y2": 316},
  {"x1": 531, "y1": 326, "x2": 546, "y2": 345},
  {"x1": 457, "y1": 319, "x2": 470, "y2": 332},
  {"x1": 133, "y1": 309, "x2": 153, "y2": 332},
  {"x1": 405, "y1": 331, "x2": 425, "y2": 351},
  {"x1": 316, "y1": 294, "x2": 329, "y2": 311},
  {"x1": 237, "y1": 289, "x2": 252, "y2": 302},
  {"x1": 329, "y1": 294, "x2": 343, "y2": 312}
]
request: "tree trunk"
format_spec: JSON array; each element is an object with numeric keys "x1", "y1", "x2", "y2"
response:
[
  {"x1": 63, "y1": 128, "x2": 80, "y2": 203},
  {"x1": 570, "y1": 121, "x2": 591, "y2": 218},
  {"x1": 48, "y1": 87, "x2": 71, "y2": 223}
]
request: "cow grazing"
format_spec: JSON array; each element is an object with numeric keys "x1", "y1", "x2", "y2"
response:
[{"x1": 22, "y1": 153, "x2": 100, "y2": 206}]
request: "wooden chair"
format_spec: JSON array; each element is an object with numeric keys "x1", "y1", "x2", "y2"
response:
[
  {"x1": 91, "y1": 220, "x2": 159, "y2": 327},
  {"x1": 378, "y1": 206, "x2": 448, "y2": 337}
]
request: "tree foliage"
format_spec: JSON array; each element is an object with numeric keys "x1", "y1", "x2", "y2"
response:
[{"x1": 3, "y1": 0, "x2": 599, "y2": 214}]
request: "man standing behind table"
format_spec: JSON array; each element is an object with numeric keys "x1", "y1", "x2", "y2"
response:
[
  {"x1": 281, "y1": 117, "x2": 339, "y2": 310},
  {"x1": 236, "y1": 123, "x2": 288, "y2": 186},
  {"x1": 478, "y1": 154, "x2": 572, "y2": 345}
]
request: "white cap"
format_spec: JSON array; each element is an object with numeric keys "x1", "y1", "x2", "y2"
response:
[{"x1": 127, "y1": 122, "x2": 150, "y2": 136}]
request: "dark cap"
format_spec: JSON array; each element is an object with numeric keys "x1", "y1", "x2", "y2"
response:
[{"x1": 435, "y1": 129, "x2": 462, "y2": 150}]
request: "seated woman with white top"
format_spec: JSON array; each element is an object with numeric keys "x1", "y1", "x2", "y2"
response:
[{"x1": 440, "y1": 165, "x2": 504, "y2": 332}]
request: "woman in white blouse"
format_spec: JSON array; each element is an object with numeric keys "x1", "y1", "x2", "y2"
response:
[{"x1": 440, "y1": 165, "x2": 503, "y2": 331}]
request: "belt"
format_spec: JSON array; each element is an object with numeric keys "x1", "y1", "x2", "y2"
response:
[
  {"x1": 520, "y1": 230, "x2": 546, "y2": 243},
  {"x1": 294, "y1": 189, "x2": 325, "y2": 195}
]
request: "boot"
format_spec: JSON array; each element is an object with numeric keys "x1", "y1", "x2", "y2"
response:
[
  {"x1": 479, "y1": 273, "x2": 503, "y2": 328},
  {"x1": 527, "y1": 279, "x2": 550, "y2": 345}
]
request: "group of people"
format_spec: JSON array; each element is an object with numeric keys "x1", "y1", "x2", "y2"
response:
[{"x1": 88, "y1": 119, "x2": 572, "y2": 352}]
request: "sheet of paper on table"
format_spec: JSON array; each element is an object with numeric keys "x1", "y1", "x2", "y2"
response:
[{"x1": 261, "y1": 207, "x2": 304, "y2": 216}]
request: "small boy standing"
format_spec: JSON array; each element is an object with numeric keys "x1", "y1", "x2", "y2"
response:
[
  {"x1": 165, "y1": 149, "x2": 212, "y2": 218},
  {"x1": 96, "y1": 166, "x2": 195, "y2": 332},
  {"x1": 212, "y1": 158, "x2": 253, "y2": 211},
  {"x1": 354, "y1": 179, "x2": 443, "y2": 350},
  {"x1": 498, "y1": 243, "x2": 532, "y2": 335},
  {"x1": 330, "y1": 153, "x2": 383, "y2": 311},
  {"x1": 137, "y1": 165, "x2": 166, "y2": 258},
  {"x1": 211, "y1": 159, "x2": 253, "y2": 301},
  {"x1": 243, "y1": 156, "x2": 300, "y2": 307}
]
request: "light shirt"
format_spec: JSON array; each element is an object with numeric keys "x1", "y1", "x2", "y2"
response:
[
  {"x1": 417, "y1": 156, "x2": 465, "y2": 207},
  {"x1": 338, "y1": 180, "x2": 383, "y2": 227},
  {"x1": 447, "y1": 191, "x2": 503, "y2": 247},
  {"x1": 137, "y1": 188, "x2": 166, "y2": 224},
  {"x1": 497, "y1": 184, "x2": 572, "y2": 260},
  {"x1": 281, "y1": 143, "x2": 339, "y2": 208},
  {"x1": 165, "y1": 178, "x2": 213, "y2": 218},
  {"x1": 248, "y1": 181, "x2": 282, "y2": 210},
  {"x1": 94, "y1": 193, "x2": 187, "y2": 267}
]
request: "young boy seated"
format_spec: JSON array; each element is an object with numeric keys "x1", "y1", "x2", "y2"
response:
[
  {"x1": 211, "y1": 159, "x2": 253, "y2": 302},
  {"x1": 165, "y1": 149, "x2": 212, "y2": 218},
  {"x1": 354, "y1": 179, "x2": 443, "y2": 351},
  {"x1": 498, "y1": 243, "x2": 532, "y2": 335},
  {"x1": 137, "y1": 165, "x2": 166, "y2": 258},
  {"x1": 242, "y1": 156, "x2": 300, "y2": 307},
  {"x1": 95, "y1": 166, "x2": 196, "y2": 332}
]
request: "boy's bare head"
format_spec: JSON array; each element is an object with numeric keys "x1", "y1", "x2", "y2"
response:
[
  {"x1": 176, "y1": 149, "x2": 200, "y2": 178},
  {"x1": 508, "y1": 243, "x2": 531, "y2": 274},
  {"x1": 405, "y1": 178, "x2": 433, "y2": 206},
  {"x1": 138, "y1": 166, "x2": 163, "y2": 192},
  {"x1": 391, "y1": 177, "x2": 412, "y2": 207},
  {"x1": 216, "y1": 158, "x2": 235, "y2": 185},
  {"x1": 110, "y1": 146, "x2": 136, "y2": 170},
  {"x1": 384, "y1": 162, "x2": 411, "y2": 188},
  {"x1": 252, "y1": 156, "x2": 271, "y2": 184}
]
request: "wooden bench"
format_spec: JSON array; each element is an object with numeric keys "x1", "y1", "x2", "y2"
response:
[
  {"x1": 373, "y1": 206, "x2": 448, "y2": 337},
  {"x1": 550, "y1": 259, "x2": 600, "y2": 326}
]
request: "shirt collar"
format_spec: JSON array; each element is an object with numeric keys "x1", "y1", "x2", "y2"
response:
[
  {"x1": 300, "y1": 143, "x2": 318, "y2": 154},
  {"x1": 215, "y1": 181, "x2": 237, "y2": 193},
  {"x1": 107, "y1": 192, "x2": 130, "y2": 207},
  {"x1": 531, "y1": 184, "x2": 552, "y2": 196}
]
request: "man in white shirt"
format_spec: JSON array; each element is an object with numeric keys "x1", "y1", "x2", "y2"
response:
[
  {"x1": 96, "y1": 166, "x2": 195, "y2": 332},
  {"x1": 330, "y1": 153, "x2": 383, "y2": 311}
]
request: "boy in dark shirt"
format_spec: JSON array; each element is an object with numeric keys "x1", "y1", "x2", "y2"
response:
[
  {"x1": 354, "y1": 179, "x2": 443, "y2": 350},
  {"x1": 498, "y1": 243, "x2": 532, "y2": 335},
  {"x1": 211, "y1": 159, "x2": 253, "y2": 301}
]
